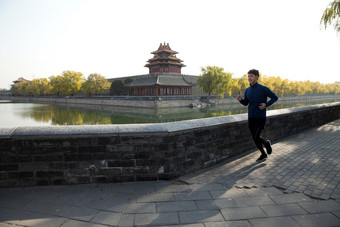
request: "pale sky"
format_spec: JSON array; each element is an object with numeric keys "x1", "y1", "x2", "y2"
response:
[{"x1": 0, "y1": 0, "x2": 339, "y2": 90}]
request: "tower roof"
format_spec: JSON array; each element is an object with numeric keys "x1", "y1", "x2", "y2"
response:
[
  {"x1": 145, "y1": 43, "x2": 186, "y2": 69},
  {"x1": 151, "y1": 42, "x2": 178, "y2": 55},
  {"x1": 13, "y1": 77, "x2": 29, "y2": 83}
]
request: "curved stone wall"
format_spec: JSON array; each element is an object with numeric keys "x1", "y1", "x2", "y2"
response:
[{"x1": 0, "y1": 102, "x2": 339, "y2": 187}]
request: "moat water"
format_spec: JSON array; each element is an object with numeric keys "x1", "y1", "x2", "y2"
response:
[{"x1": 1, "y1": 96, "x2": 340, "y2": 127}]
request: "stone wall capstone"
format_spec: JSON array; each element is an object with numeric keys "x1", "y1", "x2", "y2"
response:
[{"x1": 0, "y1": 102, "x2": 339, "y2": 187}]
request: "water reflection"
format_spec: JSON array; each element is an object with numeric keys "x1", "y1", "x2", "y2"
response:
[
  {"x1": 1, "y1": 96, "x2": 340, "y2": 126},
  {"x1": 16, "y1": 103, "x2": 249, "y2": 125}
]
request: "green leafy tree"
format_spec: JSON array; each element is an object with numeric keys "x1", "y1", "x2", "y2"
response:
[
  {"x1": 110, "y1": 79, "x2": 126, "y2": 95},
  {"x1": 11, "y1": 82, "x2": 29, "y2": 96},
  {"x1": 197, "y1": 66, "x2": 233, "y2": 97},
  {"x1": 61, "y1": 70, "x2": 85, "y2": 95},
  {"x1": 124, "y1": 78, "x2": 133, "y2": 85},
  {"x1": 321, "y1": 0, "x2": 340, "y2": 34},
  {"x1": 29, "y1": 78, "x2": 52, "y2": 95},
  {"x1": 49, "y1": 75, "x2": 64, "y2": 95},
  {"x1": 236, "y1": 75, "x2": 250, "y2": 95},
  {"x1": 81, "y1": 73, "x2": 111, "y2": 95}
]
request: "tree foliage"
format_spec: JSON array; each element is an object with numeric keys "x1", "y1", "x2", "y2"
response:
[
  {"x1": 29, "y1": 78, "x2": 52, "y2": 95},
  {"x1": 11, "y1": 79, "x2": 52, "y2": 96},
  {"x1": 49, "y1": 75, "x2": 64, "y2": 95},
  {"x1": 11, "y1": 71, "x2": 111, "y2": 96},
  {"x1": 10, "y1": 68, "x2": 340, "y2": 97},
  {"x1": 11, "y1": 81, "x2": 30, "y2": 96},
  {"x1": 197, "y1": 66, "x2": 340, "y2": 97},
  {"x1": 110, "y1": 79, "x2": 127, "y2": 95},
  {"x1": 49, "y1": 71, "x2": 85, "y2": 95},
  {"x1": 60, "y1": 70, "x2": 85, "y2": 95},
  {"x1": 81, "y1": 73, "x2": 111, "y2": 95},
  {"x1": 321, "y1": 0, "x2": 340, "y2": 34},
  {"x1": 197, "y1": 66, "x2": 233, "y2": 97},
  {"x1": 124, "y1": 78, "x2": 133, "y2": 85}
]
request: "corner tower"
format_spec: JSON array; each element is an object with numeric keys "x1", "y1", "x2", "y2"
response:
[{"x1": 145, "y1": 42, "x2": 186, "y2": 74}]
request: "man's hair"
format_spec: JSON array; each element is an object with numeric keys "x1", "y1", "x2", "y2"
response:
[{"x1": 248, "y1": 69, "x2": 260, "y2": 77}]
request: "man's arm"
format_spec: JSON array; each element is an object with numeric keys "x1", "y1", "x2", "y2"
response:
[
  {"x1": 237, "y1": 92, "x2": 249, "y2": 106},
  {"x1": 264, "y1": 87, "x2": 278, "y2": 107}
]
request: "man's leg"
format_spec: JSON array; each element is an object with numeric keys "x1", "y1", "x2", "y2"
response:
[
  {"x1": 255, "y1": 118, "x2": 272, "y2": 155},
  {"x1": 254, "y1": 127, "x2": 267, "y2": 155},
  {"x1": 249, "y1": 118, "x2": 267, "y2": 160}
]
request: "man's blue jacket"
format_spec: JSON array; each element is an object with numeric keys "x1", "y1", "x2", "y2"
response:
[{"x1": 239, "y1": 82, "x2": 278, "y2": 118}]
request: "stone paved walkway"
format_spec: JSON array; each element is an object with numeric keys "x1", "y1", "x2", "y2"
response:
[
  {"x1": 1, "y1": 119, "x2": 340, "y2": 227},
  {"x1": 180, "y1": 119, "x2": 340, "y2": 200}
]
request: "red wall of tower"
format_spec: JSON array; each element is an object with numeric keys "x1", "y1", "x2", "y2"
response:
[{"x1": 149, "y1": 66, "x2": 181, "y2": 74}]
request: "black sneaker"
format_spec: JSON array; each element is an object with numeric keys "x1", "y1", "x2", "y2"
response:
[
  {"x1": 256, "y1": 154, "x2": 267, "y2": 162},
  {"x1": 265, "y1": 140, "x2": 272, "y2": 155}
]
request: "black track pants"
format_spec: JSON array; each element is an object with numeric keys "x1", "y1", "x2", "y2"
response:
[{"x1": 248, "y1": 118, "x2": 268, "y2": 155}]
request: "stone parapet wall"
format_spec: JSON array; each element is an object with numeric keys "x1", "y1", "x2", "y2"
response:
[{"x1": 0, "y1": 102, "x2": 339, "y2": 187}]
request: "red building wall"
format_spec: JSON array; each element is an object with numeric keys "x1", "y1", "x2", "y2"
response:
[
  {"x1": 149, "y1": 66, "x2": 181, "y2": 74},
  {"x1": 128, "y1": 86, "x2": 192, "y2": 96}
]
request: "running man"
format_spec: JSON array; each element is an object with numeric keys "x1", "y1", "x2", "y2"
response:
[{"x1": 237, "y1": 69, "x2": 278, "y2": 162}]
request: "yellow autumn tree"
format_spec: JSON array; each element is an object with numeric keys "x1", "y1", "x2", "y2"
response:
[
  {"x1": 29, "y1": 78, "x2": 52, "y2": 95},
  {"x1": 81, "y1": 73, "x2": 111, "y2": 95}
]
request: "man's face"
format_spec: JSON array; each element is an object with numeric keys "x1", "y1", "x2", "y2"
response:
[{"x1": 248, "y1": 73, "x2": 258, "y2": 85}]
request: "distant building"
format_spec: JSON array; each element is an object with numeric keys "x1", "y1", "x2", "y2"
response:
[
  {"x1": 145, "y1": 42, "x2": 186, "y2": 74},
  {"x1": 13, "y1": 77, "x2": 29, "y2": 84},
  {"x1": 115, "y1": 43, "x2": 198, "y2": 96},
  {"x1": 0, "y1": 90, "x2": 11, "y2": 96}
]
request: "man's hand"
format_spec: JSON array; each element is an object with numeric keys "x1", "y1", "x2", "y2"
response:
[
  {"x1": 236, "y1": 94, "x2": 242, "y2": 101},
  {"x1": 259, "y1": 103, "x2": 266, "y2": 110}
]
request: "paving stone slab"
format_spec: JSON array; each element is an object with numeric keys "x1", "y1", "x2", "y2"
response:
[
  {"x1": 291, "y1": 213, "x2": 340, "y2": 227},
  {"x1": 179, "y1": 210, "x2": 224, "y2": 224},
  {"x1": 91, "y1": 211, "x2": 121, "y2": 226},
  {"x1": 21, "y1": 200, "x2": 63, "y2": 216},
  {"x1": 220, "y1": 207, "x2": 267, "y2": 220},
  {"x1": 0, "y1": 222, "x2": 18, "y2": 227},
  {"x1": 134, "y1": 212, "x2": 179, "y2": 226},
  {"x1": 188, "y1": 183, "x2": 225, "y2": 192},
  {"x1": 124, "y1": 202, "x2": 156, "y2": 214},
  {"x1": 298, "y1": 200, "x2": 340, "y2": 213},
  {"x1": 196, "y1": 198, "x2": 237, "y2": 210},
  {"x1": 83, "y1": 198, "x2": 128, "y2": 213},
  {"x1": 204, "y1": 220, "x2": 251, "y2": 227},
  {"x1": 157, "y1": 201, "x2": 197, "y2": 212},
  {"x1": 57, "y1": 205, "x2": 98, "y2": 222},
  {"x1": 4, "y1": 216, "x2": 67, "y2": 227},
  {"x1": 118, "y1": 214, "x2": 134, "y2": 227},
  {"x1": 136, "y1": 192, "x2": 174, "y2": 203},
  {"x1": 234, "y1": 195, "x2": 276, "y2": 207},
  {"x1": 333, "y1": 211, "x2": 340, "y2": 219},
  {"x1": 155, "y1": 184, "x2": 191, "y2": 193},
  {"x1": 60, "y1": 220, "x2": 107, "y2": 227},
  {"x1": 0, "y1": 207, "x2": 47, "y2": 224},
  {"x1": 249, "y1": 216, "x2": 300, "y2": 227},
  {"x1": 244, "y1": 187, "x2": 283, "y2": 197},
  {"x1": 210, "y1": 188, "x2": 248, "y2": 199},
  {"x1": 0, "y1": 194, "x2": 31, "y2": 209},
  {"x1": 260, "y1": 204, "x2": 308, "y2": 217},
  {"x1": 161, "y1": 224, "x2": 204, "y2": 227},
  {"x1": 269, "y1": 193, "x2": 312, "y2": 204},
  {"x1": 174, "y1": 191, "x2": 212, "y2": 201}
]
